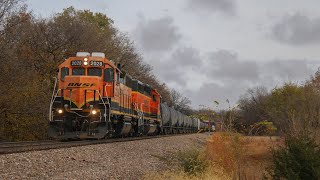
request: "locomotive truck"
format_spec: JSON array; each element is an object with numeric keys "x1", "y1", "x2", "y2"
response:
[{"x1": 48, "y1": 52, "x2": 205, "y2": 139}]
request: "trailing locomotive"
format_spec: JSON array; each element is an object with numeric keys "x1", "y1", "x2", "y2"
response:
[{"x1": 48, "y1": 52, "x2": 203, "y2": 139}]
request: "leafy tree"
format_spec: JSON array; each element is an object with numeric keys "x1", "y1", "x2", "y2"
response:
[
  {"x1": 266, "y1": 83, "x2": 320, "y2": 135},
  {"x1": 236, "y1": 82, "x2": 320, "y2": 136}
]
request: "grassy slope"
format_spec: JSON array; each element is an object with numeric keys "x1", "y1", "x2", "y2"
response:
[{"x1": 143, "y1": 132, "x2": 283, "y2": 180}]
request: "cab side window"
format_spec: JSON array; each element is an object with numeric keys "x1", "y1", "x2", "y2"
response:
[
  {"x1": 61, "y1": 67, "x2": 69, "y2": 81},
  {"x1": 104, "y1": 68, "x2": 114, "y2": 82}
]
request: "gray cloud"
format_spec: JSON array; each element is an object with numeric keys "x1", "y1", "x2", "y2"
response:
[
  {"x1": 152, "y1": 47, "x2": 202, "y2": 87},
  {"x1": 132, "y1": 13, "x2": 317, "y2": 108},
  {"x1": 187, "y1": 0, "x2": 236, "y2": 16},
  {"x1": 171, "y1": 47, "x2": 202, "y2": 66},
  {"x1": 259, "y1": 59, "x2": 313, "y2": 88},
  {"x1": 272, "y1": 13, "x2": 320, "y2": 45},
  {"x1": 153, "y1": 48, "x2": 315, "y2": 108},
  {"x1": 263, "y1": 59, "x2": 310, "y2": 79},
  {"x1": 185, "y1": 49, "x2": 316, "y2": 108},
  {"x1": 134, "y1": 16, "x2": 181, "y2": 52},
  {"x1": 187, "y1": 81, "x2": 249, "y2": 109},
  {"x1": 160, "y1": 67, "x2": 186, "y2": 86},
  {"x1": 202, "y1": 50, "x2": 313, "y2": 86},
  {"x1": 205, "y1": 50, "x2": 259, "y2": 81}
]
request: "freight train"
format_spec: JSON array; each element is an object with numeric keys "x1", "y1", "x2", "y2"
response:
[{"x1": 48, "y1": 52, "x2": 209, "y2": 139}]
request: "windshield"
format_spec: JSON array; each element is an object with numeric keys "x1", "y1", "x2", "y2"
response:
[
  {"x1": 88, "y1": 68, "x2": 102, "y2": 76},
  {"x1": 72, "y1": 67, "x2": 85, "y2": 75}
]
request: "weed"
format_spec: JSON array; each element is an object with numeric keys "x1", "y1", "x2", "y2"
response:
[{"x1": 176, "y1": 148, "x2": 209, "y2": 176}]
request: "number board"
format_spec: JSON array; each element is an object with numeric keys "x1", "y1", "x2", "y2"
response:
[
  {"x1": 71, "y1": 60, "x2": 82, "y2": 66},
  {"x1": 90, "y1": 61, "x2": 103, "y2": 67}
]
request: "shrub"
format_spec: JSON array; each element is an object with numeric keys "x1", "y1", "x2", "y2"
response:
[
  {"x1": 270, "y1": 134, "x2": 320, "y2": 179},
  {"x1": 176, "y1": 148, "x2": 209, "y2": 176}
]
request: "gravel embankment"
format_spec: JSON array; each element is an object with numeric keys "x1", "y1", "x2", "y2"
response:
[{"x1": 0, "y1": 133, "x2": 208, "y2": 179}]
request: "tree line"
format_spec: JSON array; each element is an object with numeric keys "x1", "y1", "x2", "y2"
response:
[
  {"x1": 0, "y1": 0, "x2": 192, "y2": 141},
  {"x1": 193, "y1": 72, "x2": 320, "y2": 179},
  {"x1": 198, "y1": 71, "x2": 320, "y2": 142}
]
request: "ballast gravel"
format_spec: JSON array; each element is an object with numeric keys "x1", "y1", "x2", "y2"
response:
[{"x1": 0, "y1": 133, "x2": 208, "y2": 179}]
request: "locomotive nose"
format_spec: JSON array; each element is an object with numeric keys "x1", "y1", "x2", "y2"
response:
[
  {"x1": 63, "y1": 76, "x2": 101, "y2": 108},
  {"x1": 64, "y1": 76, "x2": 100, "y2": 90}
]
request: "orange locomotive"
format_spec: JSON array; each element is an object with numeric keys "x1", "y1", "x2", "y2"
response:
[{"x1": 49, "y1": 52, "x2": 161, "y2": 139}]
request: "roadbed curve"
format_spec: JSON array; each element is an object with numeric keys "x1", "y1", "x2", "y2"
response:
[{"x1": 0, "y1": 133, "x2": 208, "y2": 180}]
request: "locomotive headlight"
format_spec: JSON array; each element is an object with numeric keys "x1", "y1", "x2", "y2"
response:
[
  {"x1": 58, "y1": 109, "x2": 63, "y2": 114},
  {"x1": 84, "y1": 58, "x2": 88, "y2": 61},
  {"x1": 84, "y1": 61, "x2": 88, "y2": 66},
  {"x1": 92, "y1": 110, "x2": 97, "y2": 115}
]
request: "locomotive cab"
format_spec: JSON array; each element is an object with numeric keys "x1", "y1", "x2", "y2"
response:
[{"x1": 49, "y1": 53, "x2": 111, "y2": 139}]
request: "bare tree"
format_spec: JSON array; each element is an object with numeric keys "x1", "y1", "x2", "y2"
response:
[
  {"x1": 236, "y1": 86, "x2": 270, "y2": 134},
  {"x1": 0, "y1": 0, "x2": 25, "y2": 29},
  {"x1": 168, "y1": 89, "x2": 192, "y2": 114}
]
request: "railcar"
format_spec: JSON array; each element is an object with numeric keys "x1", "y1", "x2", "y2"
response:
[
  {"x1": 48, "y1": 52, "x2": 205, "y2": 140},
  {"x1": 48, "y1": 52, "x2": 161, "y2": 139},
  {"x1": 160, "y1": 103, "x2": 198, "y2": 134},
  {"x1": 198, "y1": 121, "x2": 214, "y2": 132}
]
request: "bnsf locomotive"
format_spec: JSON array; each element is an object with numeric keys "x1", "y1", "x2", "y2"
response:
[{"x1": 48, "y1": 52, "x2": 204, "y2": 139}]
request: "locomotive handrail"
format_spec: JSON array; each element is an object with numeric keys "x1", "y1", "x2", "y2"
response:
[
  {"x1": 97, "y1": 90, "x2": 109, "y2": 123},
  {"x1": 134, "y1": 102, "x2": 144, "y2": 127},
  {"x1": 50, "y1": 77, "x2": 58, "y2": 105},
  {"x1": 49, "y1": 77, "x2": 58, "y2": 122},
  {"x1": 103, "y1": 85, "x2": 112, "y2": 122}
]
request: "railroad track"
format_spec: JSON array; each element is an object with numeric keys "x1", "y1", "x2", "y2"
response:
[{"x1": 0, "y1": 134, "x2": 188, "y2": 155}]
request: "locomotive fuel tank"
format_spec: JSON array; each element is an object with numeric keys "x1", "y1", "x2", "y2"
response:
[
  {"x1": 120, "y1": 122, "x2": 132, "y2": 135},
  {"x1": 145, "y1": 124, "x2": 157, "y2": 135}
]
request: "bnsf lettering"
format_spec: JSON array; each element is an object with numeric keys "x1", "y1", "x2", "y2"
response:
[{"x1": 67, "y1": 83, "x2": 96, "y2": 87}]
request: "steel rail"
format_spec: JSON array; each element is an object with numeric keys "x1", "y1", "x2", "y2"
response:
[{"x1": 0, "y1": 134, "x2": 192, "y2": 155}]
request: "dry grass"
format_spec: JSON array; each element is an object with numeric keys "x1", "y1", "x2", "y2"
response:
[
  {"x1": 142, "y1": 165, "x2": 230, "y2": 180},
  {"x1": 207, "y1": 132, "x2": 283, "y2": 179},
  {"x1": 143, "y1": 133, "x2": 284, "y2": 180}
]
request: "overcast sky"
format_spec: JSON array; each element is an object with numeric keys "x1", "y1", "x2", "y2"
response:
[{"x1": 27, "y1": 0, "x2": 320, "y2": 109}]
